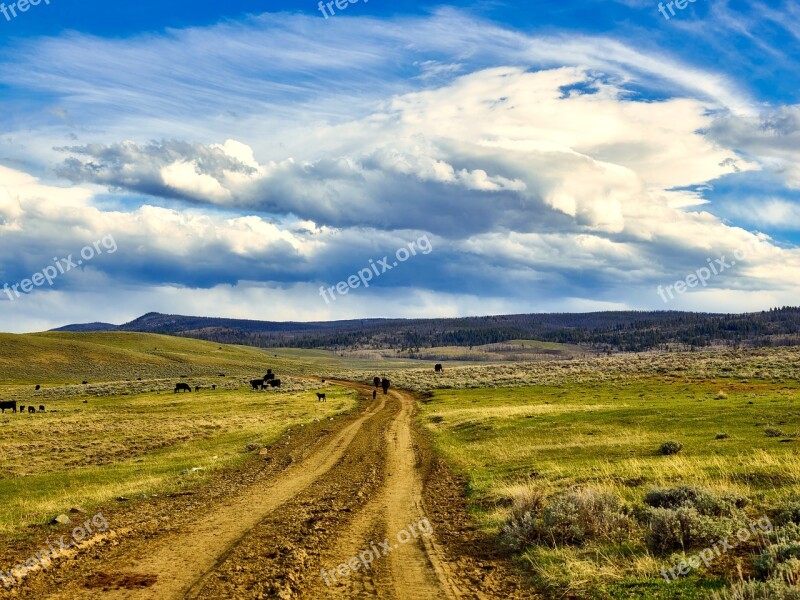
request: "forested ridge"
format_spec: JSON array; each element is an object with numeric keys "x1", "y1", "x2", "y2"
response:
[{"x1": 54, "y1": 307, "x2": 800, "y2": 353}]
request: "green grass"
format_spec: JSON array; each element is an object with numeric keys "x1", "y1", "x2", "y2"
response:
[
  {"x1": 4, "y1": 332, "x2": 800, "y2": 598},
  {"x1": 419, "y1": 377, "x2": 800, "y2": 598},
  {"x1": 0, "y1": 385, "x2": 357, "y2": 535},
  {"x1": 0, "y1": 331, "x2": 283, "y2": 384}
]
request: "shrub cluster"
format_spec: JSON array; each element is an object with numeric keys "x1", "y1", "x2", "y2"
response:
[
  {"x1": 500, "y1": 487, "x2": 633, "y2": 549},
  {"x1": 643, "y1": 486, "x2": 747, "y2": 555},
  {"x1": 659, "y1": 441, "x2": 683, "y2": 455}
]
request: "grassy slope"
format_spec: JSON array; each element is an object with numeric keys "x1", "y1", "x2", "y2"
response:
[
  {"x1": 0, "y1": 332, "x2": 363, "y2": 535},
  {"x1": 0, "y1": 330, "x2": 430, "y2": 383},
  {"x1": 0, "y1": 331, "x2": 282, "y2": 384}
]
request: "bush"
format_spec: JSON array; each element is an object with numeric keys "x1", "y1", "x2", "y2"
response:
[
  {"x1": 754, "y1": 541, "x2": 800, "y2": 580},
  {"x1": 766, "y1": 427, "x2": 786, "y2": 438},
  {"x1": 645, "y1": 506, "x2": 734, "y2": 555},
  {"x1": 659, "y1": 440, "x2": 683, "y2": 455},
  {"x1": 773, "y1": 502, "x2": 800, "y2": 527},
  {"x1": 506, "y1": 486, "x2": 547, "y2": 523},
  {"x1": 765, "y1": 523, "x2": 800, "y2": 544},
  {"x1": 645, "y1": 486, "x2": 705, "y2": 509},
  {"x1": 644, "y1": 486, "x2": 747, "y2": 517},
  {"x1": 713, "y1": 579, "x2": 800, "y2": 599},
  {"x1": 500, "y1": 487, "x2": 633, "y2": 550},
  {"x1": 716, "y1": 390, "x2": 729, "y2": 399},
  {"x1": 716, "y1": 432, "x2": 731, "y2": 439}
]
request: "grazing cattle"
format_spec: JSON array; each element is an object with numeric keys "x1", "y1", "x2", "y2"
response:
[
  {"x1": 381, "y1": 378, "x2": 390, "y2": 395},
  {"x1": 316, "y1": 392, "x2": 327, "y2": 402},
  {"x1": 264, "y1": 369, "x2": 274, "y2": 381},
  {"x1": 35, "y1": 385, "x2": 41, "y2": 391},
  {"x1": 174, "y1": 383, "x2": 192, "y2": 393},
  {"x1": 373, "y1": 376, "x2": 381, "y2": 388},
  {"x1": 82, "y1": 380, "x2": 89, "y2": 385},
  {"x1": 38, "y1": 405, "x2": 45, "y2": 412},
  {"x1": 212, "y1": 384, "x2": 217, "y2": 390},
  {"x1": 250, "y1": 379, "x2": 265, "y2": 391},
  {"x1": 19, "y1": 405, "x2": 25, "y2": 412},
  {"x1": 435, "y1": 363, "x2": 443, "y2": 373},
  {"x1": 194, "y1": 386, "x2": 201, "y2": 392},
  {"x1": 0, "y1": 400, "x2": 17, "y2": 414},
  {"x1": 372, "y1": 390, "x2": 377, "y2": 400},
  {"x1": 28, "y1": 406, "x2": 35, "y2": 414},
  {"x1": 218, "y1": 373, "x2": 226, "y2": 377},
  {"x1": 269, "y1": 379, "x2": 281, "y2": 388}
]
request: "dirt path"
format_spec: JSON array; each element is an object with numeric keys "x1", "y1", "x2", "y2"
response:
[
  {"x1": 303, "y1": 386, "x2": 462, "y2": 599},
  {"x1": 9, "y1": 383, "x2": 530, "y2": 600}
]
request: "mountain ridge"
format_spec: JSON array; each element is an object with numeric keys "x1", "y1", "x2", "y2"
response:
[{"x1": 51, "y1": 308, "x2": 800, "y2": 353}]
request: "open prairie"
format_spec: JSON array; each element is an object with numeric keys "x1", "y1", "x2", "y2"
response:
[{"x1": 1, "y1": 334, "x2": 800, "y2": 599}]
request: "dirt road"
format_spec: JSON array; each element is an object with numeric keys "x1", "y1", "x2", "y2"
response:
[{"x1": 8, "y1": 384, "x2": 529, "y2": 599}]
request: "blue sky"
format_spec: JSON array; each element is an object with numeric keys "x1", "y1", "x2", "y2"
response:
[{"x1": 0, "y1": 0, "x2": 798, "y2": 332}]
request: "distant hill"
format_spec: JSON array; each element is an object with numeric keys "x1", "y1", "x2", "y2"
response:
[
  {"x1": 52, "y1": 322, "x2": 118, "y2": 332},
  {"x1": 0, "y1": 331, "x2": 277, "y2": 384},
  {"x1": 53, "y1": 307, "x2": 800, "y2": 353}
]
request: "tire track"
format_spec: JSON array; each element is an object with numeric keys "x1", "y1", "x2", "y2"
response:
[
  {"x1": 43, "y1": 392, "x2": 387, "y2": 600},
  {"x1": 307, "y1": 385, "x2": 465, "y2": 599}
]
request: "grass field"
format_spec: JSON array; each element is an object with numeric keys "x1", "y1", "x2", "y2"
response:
[
  {"x1": 418, "y1": 360, "x2": 800, "y2": 598},
  {"x1": 0, "y1": 333, "x2": 362, "y2": 537},
  {"x1": 336, "y1": 339, "x2": 587, "y2": 363},
  {"x1": 3, "y1": 333, "x2": 800, "y2": 598}
]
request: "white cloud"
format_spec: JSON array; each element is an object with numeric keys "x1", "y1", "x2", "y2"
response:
[{"x1": 0, "y1": 9, "x2": 797, "y2": 329}]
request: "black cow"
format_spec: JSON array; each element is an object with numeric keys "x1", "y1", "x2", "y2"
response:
[
  {"x1": 174, "y1": 383, "x2": 192, "y2": 393},
  {"x1": 435, "y1": 363, "x2": 443, "y2": 373},
  {"x1": 212, "y1": 384, "x2": 217, "y2": 390},
  {"x1": 28, "y1": 406, "x2": 35, "y2": 413},
  {"x1": 381, "y1": 378, "x2": 390, "y2": 395},
  {"x1": 0, "y1": 401, "x2": 17, "y2": 414},
  {"x1": 264, "y1": 369, "x2": 275, "y2": 381},
  {"x1": 194, "y1": 386, "x2": 201, "y2": 392},
  {"x1": 373, "y1": 376, "x2": 381, "y2": 388},
  {"x1": 269, "y1": 379, "x2": 281, "y2": 388},
  {"x1": 316, "y1": 392, "x2": 327, "y2": 402},
  {"x1": 250, "y1": 379, "x2": 266, "y2": 390},
  {"x1": 82, "y1": 380, "x2": 89, "y2": 385},
  {"x1": 372, "y1": 390, "x2": 377, "y2": 400},
  {"x1": 38, "y1": 405, "x2": 45, "y2": 412},
  {"x1": 19, "y1": 405, "x2": 25, "y2": 412},
  {"x1": 35, "y1": 385, "x2": 41, "y2": 391}
]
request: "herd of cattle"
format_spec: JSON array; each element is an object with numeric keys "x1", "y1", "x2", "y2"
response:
[
  {"x1": 0, "y1": 363, "x2": 445, "y2": 415},
  {"x1": 0, "y1": 401, "x2": 45, "y2": 414}
]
